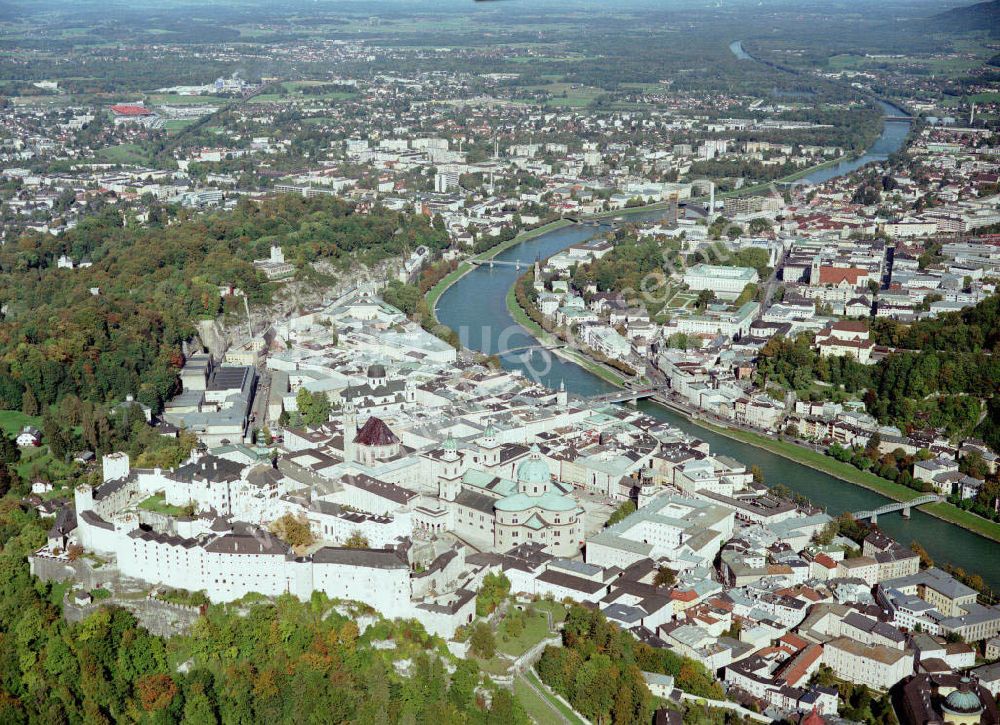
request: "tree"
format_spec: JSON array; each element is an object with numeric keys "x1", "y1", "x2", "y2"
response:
[
  {"x1": 295, "y1": 388, "x2": 331, "y2": 427},
  {"x1": 22, "y1": 388, "x2": 38, "y2": 417},
  {"x1": 0, "y1": 432, "x2": 20, "y2": 466},
  {"x1": 653, "y1": 566, "x2": 676, "y2": 588},
  {"x1": 344, "y1": 530, "x2": 369, "y2": 549},
  {"x1": 476, "y1": 572, "x2": 511, "y2": 616},
  {"x1": 911, "y1": 541, "x2": 934, "y2": 569},
  {"x1": 694, "y1": 289, "x2": 715, "y2": 310},
  {"x1": 469, "y1": 622, "x2": 496, "y2": 659},
  {"x1": 606, "y1": 500, "x2": 636, "y2": 527},
  {"x1": 750, "y1": 465, "x2": 765, "y2": 484},
  {"x1": 269, "y1": 513, "x2": 316, "y2": 551}
]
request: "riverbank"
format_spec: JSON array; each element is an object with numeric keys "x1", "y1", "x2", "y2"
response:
[
  {"x1": 699, "y1": 423, "x2": 1000, "y2": 543},
  {"x1": 426, "y1": 218, "x2": 576, "y2": 316},
  {"x1": 504, "y1": 283, "x2": 626, "y2": 387}
]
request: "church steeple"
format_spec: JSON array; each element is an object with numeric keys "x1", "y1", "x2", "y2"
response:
[
  {"x1": 439, "y1": 434, "x2": 462, "y2": 501},
  {"x1": 479, "y1": 421, "x2": 500, "y2": 467},
  {"x1": 342, "y1": 392, "x2": 357, "y2": 463}
]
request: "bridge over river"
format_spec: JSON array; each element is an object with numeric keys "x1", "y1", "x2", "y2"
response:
[{"x1": 853, "y1": 495, "x2": 942, "y2": 522}]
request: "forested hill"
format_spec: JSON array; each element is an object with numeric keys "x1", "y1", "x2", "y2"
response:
[
  {"x1": 0, "y1": 195, "x2": 447, "y2": 415},
  {"x1": 758, "y1": 294, "x2": 1000, "y2": 451},
  {"x1": 872, "y1": 293, "x2": 1000, "y2": 352},
  {"x1": 928, "y1": 0, "x2": 1000, "y2": 35}
]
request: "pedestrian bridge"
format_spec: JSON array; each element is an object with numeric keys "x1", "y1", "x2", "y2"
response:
[
  {"x1": 853, "y1": 494, "x2": 940, "y2": 522},
  {"x1": 469, "y1": 258, "x2": 528, "y2": 270}
]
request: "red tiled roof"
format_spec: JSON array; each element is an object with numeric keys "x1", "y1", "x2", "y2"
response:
[
  {"x1": 814, "y1": 553, "x2": 837, "y2": 569},
  {"x1": 776, "y1": 643, "x2": 823, "y2": 687},
  {"x1": 817, "y1": 266, "x2": 867, "y2": 285},
  {"x1": 354, "y1": 417, "x2": 399, "y2": 447},
  {"x1": 110, "y1": 104, "x2": 152, "y2": 116}
]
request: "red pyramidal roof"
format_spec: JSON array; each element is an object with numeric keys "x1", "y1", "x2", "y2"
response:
[{"x1": 354, "y1": 417, "x2": 399, "y2": 447}]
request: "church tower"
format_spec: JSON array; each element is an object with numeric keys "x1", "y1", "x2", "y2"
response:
[
  {"x1": 556, "y1": 379, "x2": 568, "y2": 407},
  {"x1": 438, "y1": 434, "x2": 462, "y2": 501},
  {"x1": 479, "y1": 421, "x2": 500, "y2": 468},
  {"x1": 343, "y1": 394, "x2": 357, "y2": 463}
]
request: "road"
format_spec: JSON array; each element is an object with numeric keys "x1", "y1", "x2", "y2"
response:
[{"x1": 760, "y1": 247, "x2": 785, "y2": 311}]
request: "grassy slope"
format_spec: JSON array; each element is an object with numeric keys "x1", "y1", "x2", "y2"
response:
[{"x1": 0, "y1": 410, "x2": 41, "y2": 438}]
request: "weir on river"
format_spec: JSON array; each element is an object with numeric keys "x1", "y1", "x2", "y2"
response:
[{"x1": 435, "y1": 98, "x2": 1000, "y2": 591}]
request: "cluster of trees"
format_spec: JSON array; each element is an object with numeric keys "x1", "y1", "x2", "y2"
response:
[
  {"x1": 571, "y1": 233, "x2": 680, "y2": 314},
  {"x1": 294, "y1": 388, "x2": 333, "y2": 428},
  {"x1": 828, "y1": 437, "x2": 929, "y2": 491},
  {"x1": 810, "y1": 666, "x2": 895, "y2": 723},
  {"x1": 605, "y1": 500, "x2": 636, "y2": 527},
  {"x1": 382, "y1": 280, "x2": 461, "y2": 349},
  {"x1": 268, "y1": 512, "x2": 316, "y2": 551},
  {"x1": 0, "y1": 490, "x2": 528, "y2": 724},
  {"x1": 0, "y1": 195, "x2": 448, "y2": 420},
  {"x1": 475, "y1": 572, "x2": 511, "y2": 617},
  {"x1": 537, "y1": 605, "x2": 724, "y2": 725},
  {"x1": 756, "y1": 333, "x2": 869, "y2": 397}
]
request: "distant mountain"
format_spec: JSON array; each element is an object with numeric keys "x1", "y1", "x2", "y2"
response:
[{"x1": 929, "y1": 0, "x2": 1000, "y2": 34}]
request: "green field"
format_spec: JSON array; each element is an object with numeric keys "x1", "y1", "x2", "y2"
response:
[
  {"x1": 250, "y1": 82, "x2": 357, "y2": 104},
  {"x1": 0, "y1": 410, "x2": 41, "y2": 438},
  {"x1": 98, "y1": 144, "x2": 152, "y2": 166},
  {"x1": 162, "y1": 119, "x2": 197, "y2": 133},
  {"x1": 147, "y1": 93, "x2": 226, "y2": 106},
  {"x1": 665, "y1": 290, "x2": 697, "y2": 309}
]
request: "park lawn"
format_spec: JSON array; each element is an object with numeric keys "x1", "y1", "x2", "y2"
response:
[
  {"x1": 0, "y1": 409, "x2": 41, "y2": 437},
  {"x1": 15, "y1": 446, "x2": 57, "y2": 480},
  {"x1": 525, "y1": 670, "x2": 587, "y2": 725},
  {"x1": 138, "y1": 492, "x2": 188, "y2": 517},
  {"x1": 514, "y1": 676, "x2": 558, "y2": 724},
  {"x1": 497, "y1": 611, "x2": 550, "y2": 657}
]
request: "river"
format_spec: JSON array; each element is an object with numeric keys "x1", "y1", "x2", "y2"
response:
[
  {"x1": 435, "y1": 109, "x2": 1000, "y2": 588},
  {"x1": 729, "y1": 40, "x2": 913, "y2": 185}
]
